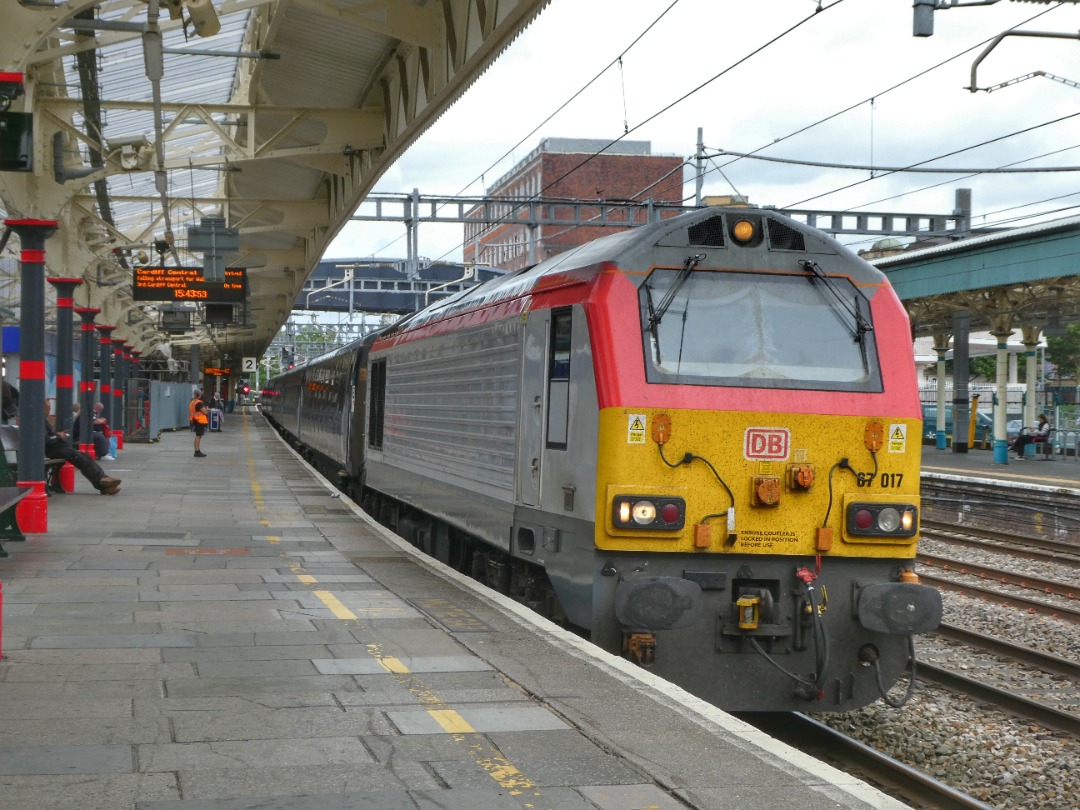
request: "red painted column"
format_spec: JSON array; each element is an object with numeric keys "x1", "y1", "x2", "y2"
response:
[
  {"x1": 110, "y1": 337, "x2": 126, "y2": 452},
  {"x1": 47, "y1": 278, "x2": 83, "y2": 493},
  {"x1": 95, "y1": 324, "x2": 116, "y2": 459},
  {"x1": 74, "y1": 308, "x2": 100, "y2": 456},
  {"x1": 5, "y1": 219, "x2": 59, "y2": 533}
]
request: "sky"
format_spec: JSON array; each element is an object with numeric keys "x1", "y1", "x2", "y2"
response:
[{"x1": 326, "y1": 0, "x2": 1080, "y2": 265}]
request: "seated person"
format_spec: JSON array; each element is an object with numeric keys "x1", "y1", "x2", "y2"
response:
[
  {"x1": 1013, "y1": 413, "x2": 1051, "y2": 459},
  {"x1": 46, "y1": 402, "x2": 121, "y2": 494},
  {"x1": 72, "y1": 402, "x2": 111, "y2": 460},
  {"x1": 92, "y1": 401, "x2": 112, "y2": 437},
  {"x1": 2, "y1": 380, "x2": 18, "y2": 424}
]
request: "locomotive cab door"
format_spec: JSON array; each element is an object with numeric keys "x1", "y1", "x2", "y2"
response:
[
  {"x1": 518, "y1": 311, "x2": 548, "y2": 506},
  {"x1": 346, "y1": 346, "x2": 370, "y2": 491},
  {"x1": 518, "y1": 308, "x2": 574, "y2": 509}
]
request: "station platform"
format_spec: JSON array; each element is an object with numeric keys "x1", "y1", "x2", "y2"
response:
[
  {"x1": 0, "y1": 409, "x2": 903, "y2": 810},
  {"x1": 921, "y1": 442, "x2": 1080, "y2": 491}
]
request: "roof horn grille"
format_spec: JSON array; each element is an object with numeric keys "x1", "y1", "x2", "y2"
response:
[
  {"x1": 767, "y1": 219, "x2": 806, "y2": 251},
  {"x1": 687, "y1": 215, "x2": 726, "y2": 247}
]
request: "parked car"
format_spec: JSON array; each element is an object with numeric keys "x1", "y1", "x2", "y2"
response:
[
  {"x1": 1006, "y1": 419, "x2": 1023, "y2": 445},
  {"x1": 921, "y1": 405, "x2": 994, "y2": 442}
]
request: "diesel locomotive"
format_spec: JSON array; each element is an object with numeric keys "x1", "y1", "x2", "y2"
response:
[{"x1": 262, "y1": 206, "x2": 942, "y2": 712}]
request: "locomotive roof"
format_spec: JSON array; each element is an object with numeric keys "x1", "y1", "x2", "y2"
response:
[{"x1": 403, "y1": 207, "x2": 883, "y2": 331}]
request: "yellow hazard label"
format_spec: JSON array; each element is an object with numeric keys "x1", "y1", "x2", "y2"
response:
[
  {"x1": 627, "y1": 413, "x2": 646, "y2": 444},
  {"x1": 887, "y1": 423, "x2": 907, "y2": 453}
]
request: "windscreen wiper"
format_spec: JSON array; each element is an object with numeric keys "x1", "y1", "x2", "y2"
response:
[
  {"x1": 649, "y1": 253, "x2": 705, "y2": 329},
  {"x1": 644, "y1": 283, "x2": 663, "y2": 365},
  {"x1": 798, "y1": 259, "x2": 874, "y2": 344}
]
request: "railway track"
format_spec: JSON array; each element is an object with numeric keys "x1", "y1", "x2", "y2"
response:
[
  {"x1": 917, "y1": 572, "x2": 1080, "y2": 622},
  {"x1": 921, "y1": 520, "x2": 1080, "y2": 562},
  {"x1": 915, "y1": 660, "x2": 1079, "y2": 737},
  {"x1": 934, "y1": 622, "x2": 1080, "y2": 679},
  {"x1": 743, "y1": 712, "x2": 994, "y2": 810},
  {"x1": 918, "y1": 552, "x2": 1079, "y2": 600}
]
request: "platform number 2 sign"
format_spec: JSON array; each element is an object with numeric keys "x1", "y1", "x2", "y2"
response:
[{"x1": 242, "y1": 357, "x2": 257, "y2": 373}]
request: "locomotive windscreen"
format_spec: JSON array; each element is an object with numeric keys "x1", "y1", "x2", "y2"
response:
[{"x1": 639, "y1": 269, "x2": 883, "y2": 392}]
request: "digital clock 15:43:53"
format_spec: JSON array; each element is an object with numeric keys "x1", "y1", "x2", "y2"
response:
[{"x1": 173, "y1": 288, "x2": 209, "y2": 299}]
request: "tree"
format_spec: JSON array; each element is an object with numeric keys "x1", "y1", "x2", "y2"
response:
[{"x1": 1046, "y1": 323, "x2": 1080, "y2": 381}]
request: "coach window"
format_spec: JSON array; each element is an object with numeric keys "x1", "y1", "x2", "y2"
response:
[
  {"x1": 369, "y1": 359, "x2": 386, "y2": 450},
  {"x1": 547, "y1": 309, "x2": 571, "y2": 449}
]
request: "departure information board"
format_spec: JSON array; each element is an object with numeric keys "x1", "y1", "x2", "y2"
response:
[{"x1": 132, "y1": 266, "x2": 246, "y2": 302}]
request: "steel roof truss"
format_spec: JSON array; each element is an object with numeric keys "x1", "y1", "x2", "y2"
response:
[{"x1": 292, "y1": 0, "x2": 442, "y2": 51}]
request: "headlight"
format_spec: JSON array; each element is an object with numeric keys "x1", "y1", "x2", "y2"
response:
[
  {"x1": 846, "y1": 502, "x2": 918, "y2": 538},
  {"x1": 631, "y1": 500, "x2": 657, "y2": 524},
  {"x1": 877, "y1": 508, "x2": 901, "y2": 533}
]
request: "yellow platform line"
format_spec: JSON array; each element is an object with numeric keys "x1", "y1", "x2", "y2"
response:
[
  {"x1": 429, "y1": 709, "x2": 475, "y2": 733},
  {"x1": 377, "y1": 655, "x2": 411, "y2": 674},
  {"x1": 313, "y1": 589, "x2": 356, "y2": 620},
  {"x1": 245, "y1": 413, "x2": 540, "y2": 800}
]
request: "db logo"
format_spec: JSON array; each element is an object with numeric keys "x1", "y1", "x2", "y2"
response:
[{"x1": 744, "y1": 427, "x2": 790, "y2": 460}]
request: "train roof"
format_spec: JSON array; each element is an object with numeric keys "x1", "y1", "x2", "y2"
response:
[{"x1": 403, "y1": 207, "x2": 881, "y2": 331}]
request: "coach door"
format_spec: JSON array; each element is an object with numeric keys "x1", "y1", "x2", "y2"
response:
[{"x1": 518, "y1": 311, "x2": 548, "y2": 506}]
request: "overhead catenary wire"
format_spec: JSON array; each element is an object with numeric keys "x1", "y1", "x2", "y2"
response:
[
  {"x1": 783, "y1": 108, "x2": 1080, "y2": 209},
  {"x1": 469, "y1": 0, "x2": 1065, "y2": 248},
  {"x1": 366, "y1": 0, "x2": 1065, "y2": 270},
  {"x1": 844, "y1": 143, "x2": 1080, "y2": 213},
  {"x1": 360, "y1": 0, "x2": 686, "y2": 259},
  {"x1": 688, "y1": 3, "x2": 1063, "y2": 210},
  {"x1": 705, "y1": 148, "x2": 1080, "y2": 174},
  {"x1": 431, "y1": 0, "x2": 849, "y2": 263}
]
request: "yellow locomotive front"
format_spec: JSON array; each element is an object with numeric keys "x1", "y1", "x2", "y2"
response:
[
  {"x1": 597, "y1": 409, "x2": 921, "y2": 559},
  {"x1": 584, "y1": 210, "x2": 941, "y2": 711}
]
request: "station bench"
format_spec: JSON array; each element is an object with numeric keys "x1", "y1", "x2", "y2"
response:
[
  {"x1": 0, "y1": 485, "x2": 33, "y2": 555},
  {"x1": 1030, "y1": 429, "x2": 1055, "y2": 460},
  {"x1": 0, "y1": 425, "x2": 67, "y2": 493}
]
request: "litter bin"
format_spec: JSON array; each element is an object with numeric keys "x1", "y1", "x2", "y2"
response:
[
  {"x1": 209, "y1": 409, "x2": 221, "y2": 432},
  {"x1": 226, "y1": 400, "x2": 235, "y2": 414}
]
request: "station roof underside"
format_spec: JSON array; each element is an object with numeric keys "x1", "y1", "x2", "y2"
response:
[
  {"x1": 874, "y1": 215, "x2": 1080, "y2": 338},
  {"x1": 0, "y1": 0, "x2": 549, "y2": 368}
]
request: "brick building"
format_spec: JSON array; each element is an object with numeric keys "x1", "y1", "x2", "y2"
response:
[{"x1": 463, "y1": 138, "x2": 685, "y2": 272}]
